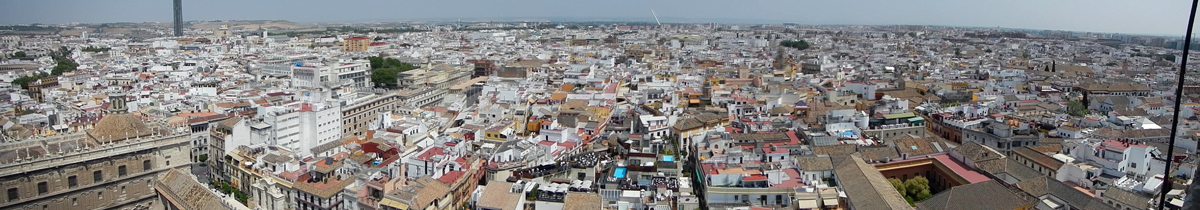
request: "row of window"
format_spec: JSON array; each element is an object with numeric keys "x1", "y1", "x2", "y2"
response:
[{"x1": 6, "y1": 160, "x2": 152, "y2": 202}]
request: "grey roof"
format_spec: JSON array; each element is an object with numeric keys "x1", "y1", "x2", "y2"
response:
[
  {"x1": 557, "y1": 114, "x2": 578, "y2": 128},
  {"x1": 310, "y1": 138, "x2": 343, "y2": 155},
  {"x1": 1011, "y1": 147, "x2": 1064, "y2": 170},
  {"x1": 794, "y1": 156, "x2": 834, "y2": 171},
  {"x1": 857, "y1": 146, "x2": 899, "y2": 162},
  {"x1": 1102, "y1": 187, "x2": 1152, "y2": 208},
  {"x1": 832, "y1": 154, "x2": 914, "y2": 210},
  {"x1": 1016, "y1": 176, "x2": 1116, "y2": 210},
  {"x1": 952, "y1": 141, "x2": 1004, "y2": 163},
  {"x1": 976, "y1": 158, "x2": 1043, "y2": 183},
  {"x1": 813, "y1": 144, "x2": 858, "y2": 156},
  {"x1": 156, "y1": 168, "x2": 234, "y2": 210},
  {"x1": 1003, "y1": 95, "x2": 1020, "y2": 101},
  {"x1": 916, "y1": 180, "x2": 1029, "y2": 210}
]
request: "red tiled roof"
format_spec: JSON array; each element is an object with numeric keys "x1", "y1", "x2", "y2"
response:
[
  {"x1": 762, "y1": 147, "x2": 789, "y2": 154},
  {"x1": 417, "y1": 147, "x2": 445, "y2": 161},
  {"x1": 438, "y1": 171, "x2": 465, "y2": 184},
  {"x1": 1105, "y1": 139, "x2": 1130, "y2": 151},
  {"x1": 932, "y1": 154, "x2": 990, "y2": 184},
  {"x1": 770, "y1": 168, "x2": 806, "y2": 189},
  {"x1": 743, "y1": 174, "x2": 768, "y2": 181}
]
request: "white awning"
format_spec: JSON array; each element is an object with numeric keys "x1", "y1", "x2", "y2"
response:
[
  {"x1": 796, "y1": 199, "x2": 819, "y2": 209},
  {"x1": 822, "y1": 198, "x2": 839, "y2": 206}
]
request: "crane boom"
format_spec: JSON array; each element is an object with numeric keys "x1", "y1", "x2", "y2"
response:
[{"x1": 651, "y1": 9, "x2": 661, "y2": 25}]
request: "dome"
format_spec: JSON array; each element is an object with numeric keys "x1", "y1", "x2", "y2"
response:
[{"x1": 87, "y1": 113, "x2": 154, "y2": 143}]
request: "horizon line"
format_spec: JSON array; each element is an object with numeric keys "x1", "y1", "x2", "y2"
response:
[{"x1": 0, "y1": 17, "x2": 1187, "y2": 38}]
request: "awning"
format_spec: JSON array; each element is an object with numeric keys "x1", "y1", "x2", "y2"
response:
[
  {"x1": 883, "y1": 112, "x2": 916, "y2": 119},
  {"x1": 822, "y1": 198, "x2": 839, "y2": 206},
  {"x1": 796, "y1": 199, "x2": 819, "y2": 209},
  {"x1": 380, "y1": 198, "x2": 410, "y2": 210}
]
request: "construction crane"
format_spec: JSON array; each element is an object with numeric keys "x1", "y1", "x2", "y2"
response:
[{"x1": 651, "y1": 9, "x2": 662, "y2": 26}]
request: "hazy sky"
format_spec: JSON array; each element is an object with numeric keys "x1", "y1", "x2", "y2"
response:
[{"x1": 0, "y1": 0, "x2": 1194, "y2": 35}]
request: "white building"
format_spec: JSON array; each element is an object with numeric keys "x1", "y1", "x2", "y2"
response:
[
  {"x1": 291, "y1": 59, "x2": 372, "y2": 88},
  {"x1": 297, "y1": 102, "x2": 342, "y2": 157}
]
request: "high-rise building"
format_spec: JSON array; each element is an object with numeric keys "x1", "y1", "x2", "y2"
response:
[
  {"x1": 173, "y1": 0, "x2": 183, "y2": 37},
  {"x1": 342, "y1": 37, "x2": 371, "y2": 52}
]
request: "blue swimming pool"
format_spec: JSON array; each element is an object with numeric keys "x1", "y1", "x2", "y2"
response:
[
  {"x1": 614, "y1": 168, "x2": 627, "y2": 178},
  {"x1": 663, "y1": 156, "x2": 675, "y2": 162}
]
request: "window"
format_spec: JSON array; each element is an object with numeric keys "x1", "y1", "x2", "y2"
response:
[
  {"x1": 7, "y1": 188, "x2": 17, "y2": 201},
  {"x1": 98, "y1": 191, "x2": 102, "y2": 200},
  {"x1": 68, "y1": 176, "x2": 77, "y2": 188},
  {"x1": 118, "y1": 165, "x2": 127, "y2": 177},
  {"x1": 93, "y1": 170, "x2": 103, "y2": 182},
  {"x1": 37, "y1": 182, "x2": 47, "y2": 195},
  {"x1": 903, "y1": 174, "x2": 908, "y2": 180},
  {"x1": 73, "y1": 197, "x2": 77, "y2": 206}
]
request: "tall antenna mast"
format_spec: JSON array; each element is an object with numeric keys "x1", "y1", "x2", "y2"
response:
[{"x1": 651, "y1": 9, "x2": 662, "y2": 26}]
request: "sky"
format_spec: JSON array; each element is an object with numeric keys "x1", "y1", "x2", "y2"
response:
[{"x1": 0, "y1": 0, "x2": 1194, "y2": 36}]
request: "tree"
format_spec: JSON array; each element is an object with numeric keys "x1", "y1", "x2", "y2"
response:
[
  {"x1": 1105, "y1": 62, "x2": 1119, "y2": 66},
  {"x1": 527, "y1": 185, "x2": 539, "y2": 201},
  {"x1": 890, "y1": 177, "x2": 931, "y2": 205},
  {"x1": 888, "y1": 178, "x2": 906, "y2": 195},
  {"x1": 12, "y1": 51, "x2": 24, "y2": 57},
  {"x1": 904, "y1": 176, "x2": 932, "y2": 201},
  {"x1": 198, "y1": 155, "x2": 208, "y2": 162},
  {"x1": 234, "y1": 191, "x2": 249, "y2": 204},
  {"x1": 366, "y1": 56, "x2": 418, "y2": 88},
  {"x1": 368, "y1": 56, "x2": 385, "y2": 69},
  {"x1": 1067, "y1": 100, "x2": 1090, "y2": 117},
  {"x1": 82, "y1": 46, "x2": 110, "y2": 53},
  {"x1": 780, "y1": 40, "x2": 811, "y2": 50}
]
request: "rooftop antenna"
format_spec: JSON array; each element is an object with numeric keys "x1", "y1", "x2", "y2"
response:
[{"x1": 651, "y1": 9, "x2": 662, "y2": 26}]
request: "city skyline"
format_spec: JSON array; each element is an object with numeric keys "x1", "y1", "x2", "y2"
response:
[{"x1": 0, "y1": 0, "x2": 1196, "y2": 36}]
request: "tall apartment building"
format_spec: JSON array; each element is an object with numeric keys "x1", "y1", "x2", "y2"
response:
[
  {"x1": 297, "y1": 102, "x2": 342, "y2": 157},
  {"x1": 261, "y1": 106, "x2": 303, "y2": 151},
  {"x1": 393, "y1": 64, "x2": 473, "y2": 109},
  {"x1": 292, "y1": 60, "x2": 372, "y2": 89},
  {"x1": 343, "y1": 37, "x2": 371, "y2": 52},
  {"x1": 0, "y1": 94, "x2": 191, "y2": 210},
  {"x1": 186, "y1": 113, "x2": 230, "y2": 163},
  {"x1": 396, "y1": 87, "x2": 445, "y2": 110},
  {"x1": 396, "y1": 64, "x2": 472, "y2": 90},
  {"x1": 341, "y1": 93, "x2": 400, "y2": 138}
]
